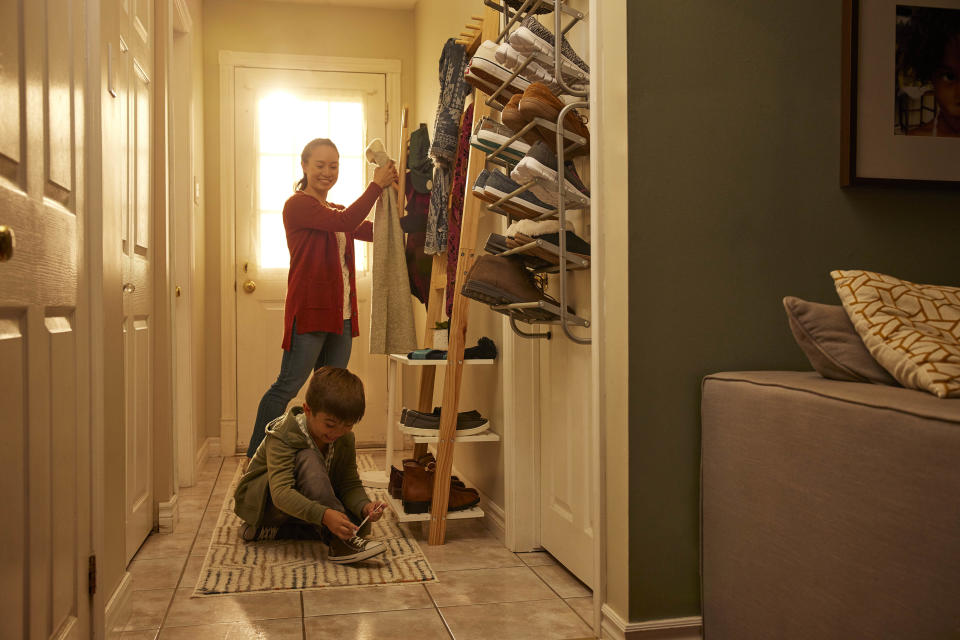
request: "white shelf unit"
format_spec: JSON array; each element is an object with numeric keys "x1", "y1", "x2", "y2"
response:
[
  {"x1": 360, "y1": 353, "x2": 497, "y2": 509},
  {"x1": 383, "y1": 492, "x2": 484, "y2": 524}
]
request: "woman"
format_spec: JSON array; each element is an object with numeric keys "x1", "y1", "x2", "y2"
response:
[{"x1": 246, "y1": 137, "x2": 398, "y2": 459}]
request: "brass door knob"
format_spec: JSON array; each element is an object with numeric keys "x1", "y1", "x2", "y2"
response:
[
  {"x1": 122, "y1": 282, "x2": 136, "y2": 294},
  {"x1": 0, "y1": 225, "x2": 14, "y2": 262},
  {"x1": 242, "y1": 280, "x2": 256, "y2": 293},
  {"x1": 175, "y1": 286, "x2": 182, "y2": 297}
]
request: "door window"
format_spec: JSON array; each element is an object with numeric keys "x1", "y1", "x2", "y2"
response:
[{"x1": 256, "y1": 91, "x2": 369, "y2": 270}]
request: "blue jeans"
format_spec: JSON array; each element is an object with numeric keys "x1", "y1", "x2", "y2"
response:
[{"x1": 246, "y1": 319, "x2": 353, "y2": 457}]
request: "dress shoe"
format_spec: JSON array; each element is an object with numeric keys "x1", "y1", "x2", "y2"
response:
[{"x1": 401, "y1": 460, "x2": 480, "y2": 514}]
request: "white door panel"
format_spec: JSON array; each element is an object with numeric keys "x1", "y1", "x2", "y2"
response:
[
  {"x1": 0, "y1": 0, "x2": 90, "y2": 636},
  {"x1": 234, "y1": 68, "x2": 388, "y2": 452},
  {"x1": 540, "y1": 328, "x2": 594, "y2": 588}
]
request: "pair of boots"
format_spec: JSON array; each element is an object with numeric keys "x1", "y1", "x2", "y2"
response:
[{"x1": 390, "y1": 453, "x2": 480, "y2": 514}]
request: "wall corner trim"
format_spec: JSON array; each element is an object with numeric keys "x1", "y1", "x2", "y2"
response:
[
  {"x1": 103, "y1": 571, "x2": 133, "y2": 639},
  {"x1": 601, "y1": 605, "x2": 703, "y2": 640}
]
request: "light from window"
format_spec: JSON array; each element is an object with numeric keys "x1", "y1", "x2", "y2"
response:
[{"x1": 257, "y1": 92, "x2": 368, "y2": 271}]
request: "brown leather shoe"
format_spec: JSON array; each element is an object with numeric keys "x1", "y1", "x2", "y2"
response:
[
  {"x1": 388, "y1": 465, "x2": 404, "y2": 499},
  {"x1": 401, "y1": 460, "x2": 480, "y2": 514},
  {"x1": 518, "y1": 82, "x2": 589, "y2": 155},
  {"x1": 398, "y1": 453, "x2": 466, "y2": 489},
  {"x1": 501, "y1": 94, "x2": 539, "y2": 145}
]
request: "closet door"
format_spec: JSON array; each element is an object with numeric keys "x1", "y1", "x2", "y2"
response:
[
  {"x1": 233, "y1": 67, "x2": 387, "y2": 452},
  {"x1": 0, "y1": 0, "x2": 91, "y2": 637}
]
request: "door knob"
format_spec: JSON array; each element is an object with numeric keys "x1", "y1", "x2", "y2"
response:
[
  {"x1": 122, "y1": 282, "x2": 136, "y2": 293},
  {"x1": 175, "y1": 286, "x2": 182, "y2": 297},
  {"x1": 0, "y1": 225, "x2": 14, "y2": 262},
  {"x1": 242, "y1": 280, "x2": 256, "y2": 293}
]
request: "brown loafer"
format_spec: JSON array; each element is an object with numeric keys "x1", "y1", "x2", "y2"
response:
[{"x1": 501, "y1": 94, "x2": 540, "y2": 145}]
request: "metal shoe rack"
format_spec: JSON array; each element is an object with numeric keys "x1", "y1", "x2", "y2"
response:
[
  {"x1": 386, "y1": 0, "x2": 590, "y2": 546},
  {"x1": 467, "y1": 0, "x2": 591, "y2": 344}
]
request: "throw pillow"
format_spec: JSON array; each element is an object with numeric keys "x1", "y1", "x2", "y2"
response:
[
  {"x1": 783, "y1": 296, "x2": 898, "y2": 385},
  {"x1": 831, "y1": 270, "x2": 960, "y2": 398}
]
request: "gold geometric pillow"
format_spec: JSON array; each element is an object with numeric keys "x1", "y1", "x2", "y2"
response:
[{"x1": 831, "y1": 270, "x2": 960, "y2": 398}]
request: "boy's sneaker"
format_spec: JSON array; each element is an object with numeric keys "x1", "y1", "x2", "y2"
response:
[
  {"x1": 240, "y1": 524, "x2": 279, "y2": 542},
  {"x1": 328, "y1": 535, "x2": 387, "y2": 564}
]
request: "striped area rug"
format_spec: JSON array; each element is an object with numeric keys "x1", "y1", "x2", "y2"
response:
[{"x1": 192, "y1": 454, "x2": 436, "y2": 596}]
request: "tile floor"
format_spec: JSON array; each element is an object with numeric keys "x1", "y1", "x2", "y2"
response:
[{"x1": 115, "y1": 454, "x2": 595, "y2": 639}]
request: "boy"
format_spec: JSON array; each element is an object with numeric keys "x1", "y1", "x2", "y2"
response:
[{"x1": 233, "y1": 366, "x2": 389, "y2": 564}]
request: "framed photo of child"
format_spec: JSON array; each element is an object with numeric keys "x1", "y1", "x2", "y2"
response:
[{"x1": 842, "y1": 0, "x2": 960, "y2": 185}]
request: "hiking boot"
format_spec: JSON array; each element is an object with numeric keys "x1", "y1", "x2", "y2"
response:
[
  {"x1": 327, "y1": 534, "x2": 387, "y2": 564},
  {"x1": 401, "y1": 460, "x2": 480, "y2": 514},
  {"x1": 461, "y1": 255, "x2": 542, "y2": 307}
]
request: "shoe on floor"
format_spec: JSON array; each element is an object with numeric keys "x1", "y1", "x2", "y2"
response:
[
  {"x1": 327, "y1": 535, "x2": 387, "y2": 564},
  {"x1": 240, "y1": 523, "x2": 279, "y2": 542}
]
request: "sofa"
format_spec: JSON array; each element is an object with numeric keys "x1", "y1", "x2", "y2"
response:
[{"x1": 701, "y1": 371, "x2": 960, "y2": 640}]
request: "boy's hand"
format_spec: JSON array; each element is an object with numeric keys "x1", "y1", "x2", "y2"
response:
[
  {"x1": 322, "y1": 509, "x2": 357, "y2": 540},
  {"x1": 362, "y1": 501, "x2": 388, "y2": 523}
]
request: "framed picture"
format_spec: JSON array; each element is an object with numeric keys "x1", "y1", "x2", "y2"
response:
[{"x1": 841, "y1": 0, "x2": 960, "y2": 185}]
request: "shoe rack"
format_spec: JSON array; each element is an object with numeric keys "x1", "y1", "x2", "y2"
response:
[
  {"x1": 380, "y1": 0, "x2": 591, "y2": 544},
  {"x1": 468, "y1": 0, "x2": 592, "y2": 344}
]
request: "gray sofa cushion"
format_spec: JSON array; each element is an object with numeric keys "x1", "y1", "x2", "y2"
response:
[
  {"x1": 701, "y1": 372, "x2": 960, "y2": 640},
  {"x1": 783, "y1": 296, "x2": 898, "y2": 386}
]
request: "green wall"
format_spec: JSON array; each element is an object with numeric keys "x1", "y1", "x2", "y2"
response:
[{"x1": 626, "y1": 0, "x2": 960, "y2": 622}]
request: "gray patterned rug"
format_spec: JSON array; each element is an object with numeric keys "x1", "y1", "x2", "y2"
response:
[{"x1": 192, "y1": 454, "x2": 436, "y2": 596}]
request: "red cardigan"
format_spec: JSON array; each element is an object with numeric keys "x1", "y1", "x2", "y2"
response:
[{"x1": 281, "y1": 184, "x2": 383, "y2": 351}]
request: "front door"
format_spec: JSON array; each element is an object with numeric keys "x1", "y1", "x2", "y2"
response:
[
  {"x1": 234, "y1": 67, "x2": 389, "y2": 452},
  {"x1": 0, "y1": 0, "x2": 91, "y2": 637},
  {"x1": 114, "y1": 0, "x2": 156, "y2": 563}
]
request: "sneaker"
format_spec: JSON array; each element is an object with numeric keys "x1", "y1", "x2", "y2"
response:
[
  {"x1": 504, "y1": 0, "x2": 553, "y2": 15},
  {"x1": 464, "y1": 41, "x2": 531, "y2": 104},
  {"x1": 509, "y1": 16, "x2": 590, "y2": 79},
  {"x1": 483, "y1": 170, "x2": 555, "y2": 218},
  {"x1": 494, "y1": 42, "x2": 567, "y2": 96},
  {"x1": 470, "y1": 117, "x2": 530, "y2": 162},
  {"x1": 240, "y1": 524, "x2": 279, "y2": 542},
  {"x1": 327, "y1": 534, "x2": 387, "y2": 564},
  {"x1": 511, "y1": 141, "x2": 590, "y2": 207},
  {"x1": 399, "y1": 409, "x2": 490, "y2": 436}
]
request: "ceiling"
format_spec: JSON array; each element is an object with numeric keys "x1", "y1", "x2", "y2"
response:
[{"x1": 259, "y1": 0, "x2": 418, "y2": 8}]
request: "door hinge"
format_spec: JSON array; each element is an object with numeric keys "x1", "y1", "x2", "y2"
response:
[
  {"x1": 88, "y1": 554, "x2": 97, "y2": 595},
  {"x1": 385, "y1": 103, "x2": 389, "y2": 125}
]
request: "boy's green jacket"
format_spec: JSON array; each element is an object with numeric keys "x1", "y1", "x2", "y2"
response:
[{"x1": 233, "y1": 407, "x2": 371, "y2": 528}]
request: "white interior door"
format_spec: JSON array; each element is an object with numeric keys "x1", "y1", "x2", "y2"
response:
[
  {"x1": 118, "y1": 0, "x2": 155, "y2": 563},
  {"x1": 540, "y1": 337, "x2": 595, "y2": 587},
  {"x1": 0, "y1": 0, "x2": 91, "y2": 637},
  {"x1": 234, "y1": 67, "x2": 388, "y2": 452}
]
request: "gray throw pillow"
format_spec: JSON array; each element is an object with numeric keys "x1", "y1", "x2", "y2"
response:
[{"x1": 783, "y1": 296, "x2": 898, "y2": 385}]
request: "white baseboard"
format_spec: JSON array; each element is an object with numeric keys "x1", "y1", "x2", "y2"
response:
[
  {"x1": 103, "y1": 571, "x2": 132, "y2": 639},
  {"x1": 602, "y1": 605, "x2": 702, "y2": 640},
  {"x1": 206, "y1": 436, "x2": 222, "y2": 458},
  {"x1": 158, "y1": 494, "x2": 179, "y2": 534}
]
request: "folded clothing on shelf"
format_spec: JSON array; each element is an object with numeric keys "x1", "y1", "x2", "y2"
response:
[{"x1": 405, "y1": 336, "x2": 498, "y2": 360}]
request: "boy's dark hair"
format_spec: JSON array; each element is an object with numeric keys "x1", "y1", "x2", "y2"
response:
[{"x1": 304, "y1": 367, "x2": 365, "y2": 425}]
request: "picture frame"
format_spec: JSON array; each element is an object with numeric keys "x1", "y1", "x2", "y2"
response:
[{"x1": 841, "y1": 0, "x2": 960, "y2": 186}]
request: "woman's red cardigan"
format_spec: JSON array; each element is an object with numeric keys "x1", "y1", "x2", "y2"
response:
[{"x1": 280, "y1": 184, "x2": 383, "y2": 351}]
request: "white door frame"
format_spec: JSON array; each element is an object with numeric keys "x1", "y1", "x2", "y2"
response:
[
  {"x1": 217, "y1": 50, "x2": 401, "y2": 456},
  {"x1": 170, "y1": 0, "x2": 196, "y2": 488}
]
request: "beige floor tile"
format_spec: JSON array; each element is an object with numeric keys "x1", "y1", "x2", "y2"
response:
[
  {"x1": 564, "y1": 596, "x2": 594, "y2": 626},
  {"x1": 178, "y1": 556, "x2": 206, "y2": 589},
  {"x1": 157, "y1": 618, "x2": 303, "y2": 640},
  {"x1": 418, "y1": 533, "x2": 522, "y2": 571},
  {"x1": 303, "y1": 608, "x2": 450, "y2": 640},
  {"x1": 427, "y1": 567, "x2": 556, "y2": 607},
  {"x1": 130, "y1": 557, "x2": 187, "y2": 591},
  {"x1": 113, "y1": 589, "x2": 175, "y2": 631},
  {"x1": 532, "y1": 564, "x2": 591, "y2": 598},
  {"x1": 302, "y1": 584, "x2": 433, "y2": 617},
  {"x1": 119, "y1": 630, "x2": 159, "y2": 640},
  {"x1": 191, "y1": 530, "x2": 215, "y2": 557},
  {"x1": 516, "y1": 551, "x2": 558, "y2": 567},
  {"x1": 135, "y1": 534, "x2": 197, "y2": 561},
  {"x1": 163, "y1": 587, "x2": 302, "y2": 628},
  {"x1": 175, "y1": 512, "x2": 204, "y2": 535},
  {"x1": 440, "y1": 599, "x2": 593, "y2": 640}
]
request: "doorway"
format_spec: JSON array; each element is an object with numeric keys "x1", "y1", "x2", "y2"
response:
[{"x1": 218, "y1": 53, "x2": 402, "y2": 456}]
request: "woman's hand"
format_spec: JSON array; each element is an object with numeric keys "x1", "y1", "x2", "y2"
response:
[
  {"x1": 362, "y1": 501, "x2": 388, "y2": 523},
  {"x1": 373, "y1": 161, "x2": 399, "y2": 188},
  {"x1": 322, "y1": 508, "x2": 358, "y2": 540}
]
